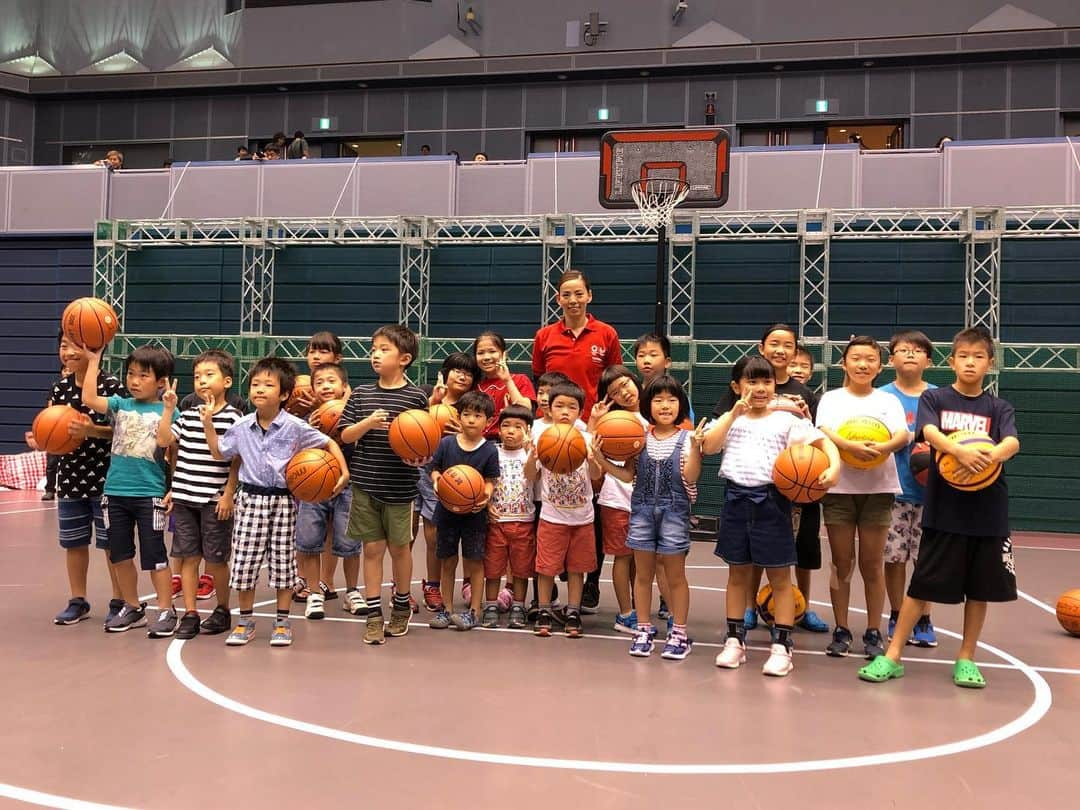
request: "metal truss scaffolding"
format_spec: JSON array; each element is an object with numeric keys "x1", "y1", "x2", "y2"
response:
[
  {"x1": 241, "y1": 221, "x2": 275, "y2": 336},
  {"x1": 399, "y1": 217, "x2": 430, "y2": 336}
]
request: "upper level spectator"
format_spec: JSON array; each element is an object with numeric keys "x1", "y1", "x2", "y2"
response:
[
  {"x1": 262, "y1": 144, "x2": 282, "y2": 160},
  {"x1": 94, "y1": 150, "x2": 124, "y2": 170},
  {"x1": 472, "y1": 151, "x2": 488, "y2": 162},
  {"x1": 287, "y1": 131, "x2": 310, "y2": 160},
  {"x1": 270, "y1": 132, "x2": 288, "y2": 154},
  {"x1": 420, "y1": 144, "x2": 431, "y2": 155},
  {"x1": 235, "y1": 146, "x2": 251, "y2": 160}
]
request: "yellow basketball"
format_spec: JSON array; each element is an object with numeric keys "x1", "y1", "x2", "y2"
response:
[
  {"x1": 836, "y1": 416, "x2": 892, "y2": 470},
  {"x1": 935, "y1": 429, "x2": 1001, "y2": 492},
  {"x1": 756, "y1": 583, "x2": 807, "y2": 626}
]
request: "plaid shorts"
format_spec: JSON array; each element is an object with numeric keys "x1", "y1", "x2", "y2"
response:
[{"x1": 229, "y1": 490, "x2": 297, "y2": 591}]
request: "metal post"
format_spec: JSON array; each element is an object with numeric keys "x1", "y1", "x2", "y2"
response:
[
  {"x1": 399, "y1": 216, "x2": 431, "y2": 381},
  {"x1": 965, "y1": 207, "x2": 1003, "y2": 393},
  {"x1": 799, "y1": 209, "x2": 831, "y2": 391},
  {"x1": 654, "y1": 224, "x2": 667, "y2": 335},
  {"x1": 666, "y1": 214, "x2": 696, "y2": 338},
  {"x1": 241, "y1": 220, "x2": 274, "y2": 336},
  {"x1": 541, "y1": 214, "x2": 572, "y2": 326},
  {"x1": 93, "y1": 220, "x2": 129, "y2": 328}
]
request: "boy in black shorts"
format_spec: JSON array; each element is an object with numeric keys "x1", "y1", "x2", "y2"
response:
[{"x1": 859, "y1": 327, "x2": 1019, "y2": 689}]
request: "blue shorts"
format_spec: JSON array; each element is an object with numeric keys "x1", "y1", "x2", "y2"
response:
[
  {"x1": 58, "y1": 497, "x2": 108, "y2": 550},
  {"x1": 435, "y1": 517, "x2": 487, "y2": 561},
  {"x1": 414, "y1": 467, "x2": 437, "y2": 521},
  {"x1": 294, "y1": 487, "x2": 360, "y2": 557},
  {"x1": 715, "y1": 485, "x2": 796, "y2": 568},
  {"x1": 626, "y1": 502, "x2": 691, "y2": 556},
  {"x1": 102, "y1": 494, "x2": 168, "y2": 571}
]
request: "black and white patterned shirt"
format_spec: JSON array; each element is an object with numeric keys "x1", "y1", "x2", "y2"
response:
[
  {"x1": 170, "y1": 405, "x2": 243, "y2": 505},
  {"x1": 49, "y1": 373, "x2": 126, "y2": 499}
]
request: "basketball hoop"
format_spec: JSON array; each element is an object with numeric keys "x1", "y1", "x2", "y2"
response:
[{"x1": 630, "y1": 178, "x2": 690, "y2": 231}]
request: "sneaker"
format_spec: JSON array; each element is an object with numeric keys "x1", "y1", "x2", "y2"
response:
[
  {"x1": 797, "y1": 610, "x2": 829, "y2": 633},
  {"x1": 319, "y1": 581, "x2": 338, "y2": 600},
  {"x1": 887, "y1": 615, "x2": 898, "y2": 641},
  {"x1": 408, "y1": 593, "x2": 419, "y2": 614},
  {"x1": 196, "y1": 574, "x2": 215, "y2": 601},
  {"x1": 363, "y1": 612, "x2": 385, "y2": 645},
  {"x1": 41, "y1": 490, "x2": 56, "y2": 501},
  {"x1": 422, "y1": 581, "x2": 444, "y2": 612},
  {"x1": 305, "y1": 592, "x2": 325, "y2": 620},
  {"x1": 270, "y1": 618, "x2": 293, "y2": 647},
  {"x1": 429, "y1": 609, "x2": 453, "y2": 629},
  {"x1": 525, "y1": 600, "x2": 540, "y2": 624},
  {"x1": 147, "y1": 608, "x2": 179, "y2": 638},
  {"x1": 743, "y1": 607, "x2": 759, "y2": 631},
  {"x1": 550, "y1": 605, "x2": 568, "y2": 626},
  {"x1": 534, "y1": 609, "x2": 553, "y2": 637},
  {"x1": 826, "y1": 626, "x2": 854, "y2": 657},
  {"x1": 54, "y1": 597, "x2": 90, "y2": 625},
  {"x1": 461, "y1": 581, "x2": 472, "y2": 605},
  {"x1": 507, "y1": 604, "x2": 527, "y2": 629},
  {"x1": 762, "y1": 643, "x2": 794, "y2": 676},
  {"x1": 481, "y1": 605, "x2": 499, "y2": 628},
  {"x1": 496, "y1": 586, "x2": 513, "y2": 613},
  {"x1": 666, "y1": 615, "x2": 674, "y2": 638},
  {"x1": 226, "y1": 619, "x2": 255, "y2": 645},
  {"x1": 863, "y1": 628, "x2": 886, "y2": 660},
  {"x1": 657, "y1": 598, "x2": 671, "y2": 620},
  {"x1": 581, "y1": 580, "x2": 600, "y2": 614},
  {"x1": 343, "y1": 590, "x2": 369, "y2": 617},
  {"x1": 386, "y1": 606, "x2": 411, "y2": 637},
  {"x1": 629, "y1": 630, "x2": 654, "y2": 657},
  {"x1": 201, "y1": 605, "x2": 232, "y2": 635},
  {"x1": 564, "y1": 610, "x2": 583, "y2": 638},
  {"x1": 613, "y1": 610, "x2": 638, "y2": 635},
  {"x1": 912, "y1": 618, "x2": 938, "y2": 648},
  {"x1": 451, "y1": 610, "x2": 477, "y2": 631},
  {"x1": 715, "y1": 636, "x2": 747, "y2": 669},
  {"x1": 176, "y1": 612, "x2": 201, "y2": 640},
  {"x1": 104, "y1": 598, "x2": 124, "y2": 627},
  {"x1": 170, "y1": 575, "x2": 182, "y2": 599},
  {"x1": 661, "y1": 633, "x2": 692, "y2": 661},
  {"x1": 105, "y1": 603, "x2": 147, "y2": 633},
  {"x1": 858, "y1": 655, "x2": 905, "y2": 683}
]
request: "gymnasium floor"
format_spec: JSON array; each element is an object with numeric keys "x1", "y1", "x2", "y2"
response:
[{"x1": 1, "y1": 488, "x2": 1077, "y2": 810}]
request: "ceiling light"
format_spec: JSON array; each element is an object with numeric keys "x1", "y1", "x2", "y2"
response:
[
  {"x1": 0, "y1": 54, "x2": 60, "y2": 76},
  {"x1": 77, "y1": 50, "x2": 147, "y2": 74},
  {"x1": 166, "y1": 46, "x2": 234, "y2": 71}
]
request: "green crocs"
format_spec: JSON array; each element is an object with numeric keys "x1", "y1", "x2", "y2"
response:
[
  {"x1": 953, "y1": 659, "x2": 986, "y2": 689},
  {"x1": 858, "y1": 655, "x2": 905, "y2": 683}
]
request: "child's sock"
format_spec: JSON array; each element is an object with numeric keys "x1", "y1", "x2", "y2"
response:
[
  {"x1": 346, "y1": 586, "x2": 358, "y2": 594},
  {"x1": 276, "y1": 608, "x2": 289, "y2": 620},
  {"x1": 392, "y1": 591, "x2": 410, "y2": 612},
  {"x1": 427, "y1": 579, "x2": 440, "y2": 589},
  {"x1": 672, "y1": 622, "x2": 687, "y2": 638},
  {"x1": 636, "y1": 622, "x2": 653, "y2": 635},
  {"x1": 889, "y1": 610, "x2": 900, "y2": 621},
  {"x1": 919, "y1": 613, "x2": 932, "y2": 624},
  {"x1": 368, "y1": 596, "x2": 382, "y2": 616},
  {"x1": 727, "y1": 618, "x2": 746, "y2": 643},
  {"x1": 240, "y1": 609, "x2": 253, "y2": 620},
  {"x1": 774, "y1": 623, "x2": 794, "y2": 649}
]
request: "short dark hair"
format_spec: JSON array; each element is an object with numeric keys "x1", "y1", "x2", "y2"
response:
[
  {"x1": 633, "y1": 332, "x2": 671, "y2": 358},
  {"x1": 597, "y1": 364, "x2": 641, "y2": 409},
  {"x1": 640, "y1": 375, "x2": 690, "y2": 426},
  {"x1": 440, "y1": 351, "x2": 480, "y2": 385},
  {"x1": 313, "y1": 362, "x2": 348, "y2": 386},
  {"x1": 293, "y1": 131, "x2": 305, "y2": 139},
  {"x1": 760, "y1": 323, "x2": 798, "y2": 345},
  {"x1": 264, "y1": 144, "x2": 280, "y2": 156},
  {"x1": 731, "y1": 354, "x2": 775, "y2": 384},
  {"x1": 537, "y1": 371, "x2": 572, "y2": 389},
  {"x1": 237, "y1": 145, "x2": 249, "y2": 153},
  {"x1": 952, "y1": 326, "x2": 994, "y2": 357},
  {"x1": 307, "y1": 331, "x2": 343, "y2": 355},
  {"x1": 125, "y1": 345, "x2": 174, "y2": 380},
  {"x1": 456, "y1": 390, "x2": 495, "y2": 419},
  {"x1": 794, "y1": 343, "x2": 814, "y2": 361},
  {"x1": 889, "y1": 330, "x2": 933, "y2": 357},
  {"x1": 372, "y1": 324, "x2": 419, "y2": 369},
  {"x1": 193, "y1": 349, "x2": 235, "y2": 379},
  {"x1": 558, "y1": 269, "x2": 590, "y2": 292},
  {"x1": 841, "y1": 335, "x2": 883, "y2": 363},
  {"x1": 547, "y1": 381, "x2": 585, "y2": 410},
  {"x1": 498, "y1": 404, "x2": 534, "y2": 426},
  {"x1": 249, "y1": 356, "x2": 298, "y2": 398}
]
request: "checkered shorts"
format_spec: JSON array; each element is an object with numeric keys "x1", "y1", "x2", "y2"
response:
[{"x1": 229, "y1": 490, "x2": 297, "y2": 591}]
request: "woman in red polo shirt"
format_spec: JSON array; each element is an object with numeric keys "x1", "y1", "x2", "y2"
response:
[{"x1": 531, "y1": 270, "x2": 622, "y2": 419}]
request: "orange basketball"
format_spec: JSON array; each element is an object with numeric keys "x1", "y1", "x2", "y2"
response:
[
  {"x1": 1054, "y1": 589, "x2": 1080, "y2": 637},
  {"x1": 435, "y1": 464, "x2": 485, "y2": 514},
  {"x1": 594, "y1": 410, "x2": 646, "y2": 461},
  {"x1": 61, "y1": 297, "x2": 118, "y2": 350},
  {"x1": 31, "y1": 405, "x2": 90, "y2": 455},
  {"x1": 429, "y1": 403, "x2": 459, "y2": 434},
  {"x1": 536, "y1": 424, "x2": 588, "y2": 475},
  {"x1": 285, "y1": 375, "x2": 314, "y2": 416},
  {"x1": 935, "y1": 430, "x2": 1001, "y2": 491},
  {"x1": 285, "y1": 447, "x2": 342, "y2": 503},
  {"x1": 312, "y1": 399, "x2": 346, "y2": 438},
  {"x1": 388, "y1": 409, "x2": 442, "y2": 462},
  {"x1": 772, "y1": 444, "x2": 830, "y2": 504}
]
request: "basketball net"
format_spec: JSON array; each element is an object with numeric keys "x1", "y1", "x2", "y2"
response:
[{"x1": 630, "y1": 178, "x2": 690, "y2": 231}]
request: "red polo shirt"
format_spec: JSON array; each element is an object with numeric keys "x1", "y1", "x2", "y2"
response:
[{"x1": 532, "y1": 314, "x2": 622, "y2": 418}]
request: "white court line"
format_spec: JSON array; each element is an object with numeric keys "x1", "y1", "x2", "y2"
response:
[
  {"x1": 0, "y1": 784, "x2": 131, "y2": 810},
  {"x1": 0, "y1": 505, "x2": 58, "y2": 516},
  {"x1": 1017, "y1": 589, "x2": 1058, "y2": 616},
  {"x1": 1014, "y1": 545, "x2": 1080, "y2": 552}
]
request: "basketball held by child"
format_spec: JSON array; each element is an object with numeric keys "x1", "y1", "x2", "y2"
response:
[
  {"x1": 1055, "y1": 589, "x2": 1080, "y2": 637},
  {"x1": 594, "y1": 410, "x2": 645, "y2": 461},
  {"x1": 771, "y1": 444, "x2": 829, "y2": 503},
  {"x1": 31, "y1": 405, "x2": 90, "y2": 455},
  {"x1": 935, "y1": 430, "x2": 1001, "y2": 491},
  {"x1": 312, "y1": 399, "x2": 345, "y2": 438},
  {"x1": 909, "y1": 441, "x2": 932, "y2": 486},
  {"x1": 429, "y1": 403, "x2": 459, "y2": 434},
  {"x1": 285, "y1": 375, "x2": 314, "y2": 416},
  {"x1": 388, "y1": 408, "x2": 441, "y2": 462},
  {"x1": 756, "y1": 583, "x2": 807, "y2": 626},
  {"x1": 61, "y1": 297, "x2": 118, "y2": 351},
  {"x1": 837, "y1": 416, "x2": 891, "y2": 469},
  {"x1": 285, "y1": 447, "x2": 342, "y2": 503},
  {"x1": 435, "y1": 464, "x2": 485, "y2": 514},
  {"x1": 536, "y1": 424, "x2": 588, "y2": 475}
]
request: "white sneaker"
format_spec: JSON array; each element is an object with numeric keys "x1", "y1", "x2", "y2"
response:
[
  {"x1": 305, "y1": 592, "x2": 325, "y2": 620},
  {"x1": 762, "y1": 643, "x2": 794, "y2": 677},
  {"x1": 715, "y1": 636, "x2": 746, "y2": 669}
]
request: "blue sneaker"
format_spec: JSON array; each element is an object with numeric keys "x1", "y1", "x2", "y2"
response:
[
  {"x1": 912, "y1": 618, "x2": 938, "y2": 648},
  {"x1": 629, "y1": 629, "x2": 654, "y2": 657},
  {"x1": 666, "y1": 615, "x2": 674, "y2": 638},
  {"x1": 54, "y1": 597, "x2": 90, "y2": 625},
  {"x1": 450, "y1": 610, "x2": 477, "y2": 631},
  {"x1": 661, "y1": 633, "x2": 693, "y2": 661},
  {"x1": 613, "y1": 610, "x2": 638, "y2": 635},
  {"x1": 657, "y1": 598, "x2": 671, "y2": 620},
  {"x1": 887, "y1": 615, "x2": 897, "y2": 640},
  {"x1": 743, "y1": 607, "x2": 758, "y2": 631},
  {"x1": 797, "y1": 610, "x2": 829, "y2": 633},
  {"x1": 429, "y1": 609, "x2": 452, "y2": 629}
]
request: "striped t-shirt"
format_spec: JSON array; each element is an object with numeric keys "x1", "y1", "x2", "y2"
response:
[
  {"x1": 170, "y1": 404, "x2": 243, "y2": 505},
  {"x1": 339, "y1": 381, "x2": 429, "y2": 503}
]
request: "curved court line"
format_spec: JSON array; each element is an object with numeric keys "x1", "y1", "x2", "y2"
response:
[
  {"x1": 0, "y1": 784, "x2": 132, "y2": 810},
  {"x1": 1016, "y1": 589, "x2": 1057, "y2": 616},
  {"x1": 167, "y1": 630, "x2": 1052, "y2": 775}
]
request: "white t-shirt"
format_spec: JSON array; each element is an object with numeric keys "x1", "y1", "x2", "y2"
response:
[
  {"x1": 490, "y1": 446, "x2": 535, "y2": 523},
  {"x1": 536, "y1": 429, "x2": 595, "y2": 526},
  {"x1": 597, "y1": 412, "x2": 648, "y2": 512},
  {"x1": 719, "y1": 411, "x2": 824, "y2": 487},
  {"x1": 815, "y1": 387, "x2": 906, "y2": 494}
]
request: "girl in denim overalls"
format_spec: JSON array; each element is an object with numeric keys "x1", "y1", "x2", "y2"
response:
[{"x1": 593, "y1": 375, "x2": 703, "y2": 661}]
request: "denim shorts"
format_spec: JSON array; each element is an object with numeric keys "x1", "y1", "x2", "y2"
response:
[
  {"x1": 715, "y1": 486, "x2": 796, "y2": 569},
  {"x1": 58, "y1": 497, "x2": 108, "y2": 550},
  {"x1": 294, "y1": 487, "x2": 359, "y2": 557},
  {"x1": 102, "y1": 494, "x2": 168, "y2": 571},
  {"x1": 413, "y1": 466, "x2": 437, "y2": 521},
  {"x1": 435, "y1": 519, "x2": 487, "y2": 561},
  {"x1": 626, "y1": 501, "x2": 691, "y2": 556}
]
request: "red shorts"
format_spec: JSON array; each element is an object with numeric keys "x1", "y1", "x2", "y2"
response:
[
  {"x1": 484, "y1": 521, "x2": 536, "y2": 579},
  {"x1": 600, "y1": 505, "x2": 631, "y2": 557},
  {"x1": 535, "y1": 519, "x2": 596, "y2": 576}
]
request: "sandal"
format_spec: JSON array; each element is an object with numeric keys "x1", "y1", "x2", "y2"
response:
[
  {"x1": 858, "y1": 655, "x2": 905, "y2": 683},
  {"x1": 292, "y1": 577, "x2": 310, "y2": 603},
  {"x1": 953, "y1": 659, "x2": 986, "y2": 689}
]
